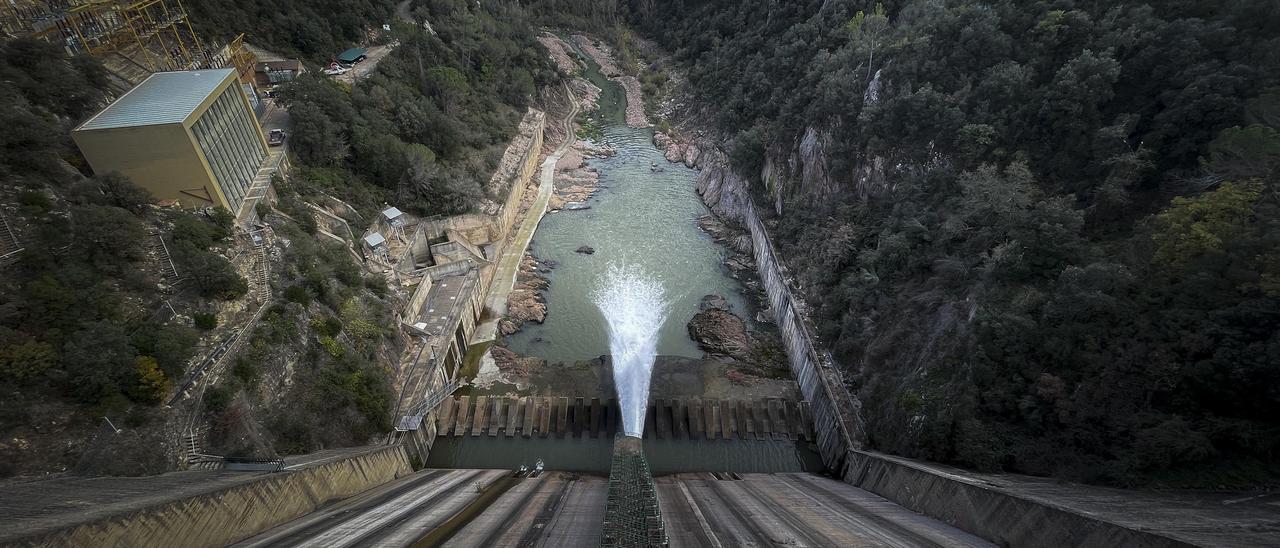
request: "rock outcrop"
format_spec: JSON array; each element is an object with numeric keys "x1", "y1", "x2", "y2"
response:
[
  {"x1": 653, "y1": 132, "x2": 702, "y2": 168},
  {"x1": 501, "y1": 253, "x2": 549, "y2": 335},
  {"x1": 490, "y1": 346, "x2": 546, "y2": 377},
  {"x1": 687, "y1": 306, "x2": 749, "y2": 359}
]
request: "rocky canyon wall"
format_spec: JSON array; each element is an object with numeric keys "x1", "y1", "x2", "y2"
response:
[{"x1": 694, "y1": 150, "x2": 866, "y2": 472}]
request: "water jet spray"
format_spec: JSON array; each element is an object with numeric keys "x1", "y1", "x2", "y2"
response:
[{"x1": 593, "y1": 263, "x2": 668, "y2": 437}]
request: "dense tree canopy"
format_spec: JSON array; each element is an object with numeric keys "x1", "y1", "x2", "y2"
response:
[
  {"x1": 0, "y1": 40, "x2": 242, "y2": 432},
  {"x1": 189, "y1": 0, "x2": 395, "y2": 60},
  {"x1": 621, "y1": 0, "x2": 1280, "y2": 487},
  {"x1": 280, "y1": 0, "x2": 558, "y2": 216}
]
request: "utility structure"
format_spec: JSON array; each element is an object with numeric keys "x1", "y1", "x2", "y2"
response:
[
  {"x1": 601, "y1": 436, "x2": 667, "y2": 547},
  {"x1": 72, "y1": 67, "x2": 270, "y2": 212},
  {"x1": 2, "y1": 0, "x2": 202, "y2": 71},
  {"x1": 2, "y1": 1, "x2": 256, "y2": 93}
]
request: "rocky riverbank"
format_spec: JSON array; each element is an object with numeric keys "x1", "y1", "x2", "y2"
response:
[
  {"x1": 687, "y1": 294, "x2": 789, "y2": 386},
  {"x1": 653, "y1": 131, "x2": 704, "y2": 168},
  {"x1": 572, "y1": 34, "x2": 649, "y2": 128},
  {"x1": 500, "y1": 252, "x2": 552, "y2": 336},
  {"x1": 549, "y1": 139, "x2": 616, "y2": 212},
  {"x1": 537, "y1": 32, "x2": 579, "y2": 76}
]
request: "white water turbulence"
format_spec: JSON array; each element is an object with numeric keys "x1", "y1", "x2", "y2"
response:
[{"x1": 593, "y1": 263, "x2": 669, "y2": 437}]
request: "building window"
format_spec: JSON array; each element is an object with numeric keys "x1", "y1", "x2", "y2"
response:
[{"x1": 191, "y1": 85, "x2": 265, "y2": 212}]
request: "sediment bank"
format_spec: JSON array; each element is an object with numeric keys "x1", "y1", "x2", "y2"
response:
[{"x1": 572, "y1": 34, "x2": 649, "y2": 128}]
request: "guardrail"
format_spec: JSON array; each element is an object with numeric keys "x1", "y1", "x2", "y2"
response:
[
  {"x1": 224, "y1": 456, "x2": 286, "y2": 472},
  {"x1": 395, "y1": 379, "x2": 460, "y2": 431}
]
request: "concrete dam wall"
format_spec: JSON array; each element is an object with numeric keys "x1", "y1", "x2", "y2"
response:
[
  {"x1": 13, "y1": 446, "x2": 413, "y2": 548},
  {"x1": 843, "y1": 451, "x2": 1197, "y2": 548},
  {"x1": 434, "y1": 395, "x2": 817, "y2": 440},
  {"x1": 696, "y1": 158, "x2": 866, "y2": 473}
]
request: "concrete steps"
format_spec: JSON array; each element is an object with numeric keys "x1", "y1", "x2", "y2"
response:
[{"x1": 181, "y1": 426, "x2": 223, "y2": 469}]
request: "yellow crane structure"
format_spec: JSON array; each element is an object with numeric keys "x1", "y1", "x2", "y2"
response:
[
  {"x1": 4, "y1": 0, "x2": 203, "y2": 71},
  {"x1": 3, "y1": 0, "x2": 256, "y2": 89}
]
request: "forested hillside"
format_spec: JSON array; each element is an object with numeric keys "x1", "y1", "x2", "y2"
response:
[
  {"x1": 627, "y1": 0, "x2": 1279, "y2": 487},
  {"x1": 189, "y1": 0, "x2": 395, "y2": 59},
  {"x1": 0, "y1": 39, "x2": 251, "y2": 475},
  {"x1": 0, "y1": 0, "x2": 557, "y2": 476},
  {"x1": 279, "y1": 0, "x2": 557, "y2": 216}
]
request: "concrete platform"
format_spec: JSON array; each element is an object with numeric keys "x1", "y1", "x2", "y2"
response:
[
  {"x1": 0, "y1": 446, "x2": 407, "y2": 546},
  {"x1": 846, "y1": 450, "x2": 1280, "y2": 548}
]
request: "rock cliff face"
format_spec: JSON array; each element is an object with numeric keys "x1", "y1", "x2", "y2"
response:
[{"x1": 693, "y1": 150, "x2": 756, "y2": 224}]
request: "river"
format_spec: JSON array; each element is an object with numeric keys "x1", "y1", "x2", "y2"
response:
[
  {"x1": 437, "y1": 37, "x2": 818, "y2": 474},
  {"x1": 504, "y1": 40, "x2": 758, "y2": 365}
]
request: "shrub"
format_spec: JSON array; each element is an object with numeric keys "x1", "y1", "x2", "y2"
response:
[
  {"x1": 309, "y1": 315, "x2": 343, "y2": 337},
  {"x1": 16, "y1": 189, "x2": 51, "y2": 214},
  {"x1": 193, "y1": 312, "x2": 218, "y2": 330},
  {"x1": 284, "y1": 284, "x2": 312, "y2": 305},
  {"x1": 231, "y1": 358, "x2": 260, "y2": 387},
  {"x1": 129, "y1": 356, "x2": 169, "y2": 405},
  {"x1": 319, "y1": 336, "x2": 344, "y2": 358}
]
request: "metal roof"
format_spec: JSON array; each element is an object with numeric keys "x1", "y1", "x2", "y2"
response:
[
  {"x1": 77, "y1": 68, "x2": 235, "y2": 131},
  {"x1": 381, "y1": 206, "x2": 404, "y2": 220},
  {"x1": 363, "y1": 232, "x2": 387, "y2": 248},
  {"x1": 337, "y1": 47, "x2": 367, "y2": 62}
]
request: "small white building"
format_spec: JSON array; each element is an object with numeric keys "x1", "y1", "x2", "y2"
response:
[{"x1": 363, "y1": 232, "x2": 389, "y2": 261}]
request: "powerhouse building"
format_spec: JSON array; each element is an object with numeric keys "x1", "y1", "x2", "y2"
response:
[{"x1": 72, "y1": 68, "x2": 268, "y2": 212}]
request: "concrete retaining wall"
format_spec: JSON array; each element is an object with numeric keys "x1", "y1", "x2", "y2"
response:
[
  {"x1": 405, "y1": 272, "x2": 434, "y2": 321},
  {"x1": 696, "y1": 160, "x2": 865, "y2": 473},
  {"x1": 492, "y1": 109, "x2": 547, "y2": 237},
  {"x1": 16, "y1": 446, "x2": 413, "y2": 548},
  {"x1": 843, "y1": 450, "x2": 1194, "y2": 548}
]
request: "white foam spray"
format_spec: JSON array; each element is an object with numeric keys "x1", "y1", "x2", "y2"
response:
[{"x1": 593, "y1": 263, "x2": 668, "y2": 437}]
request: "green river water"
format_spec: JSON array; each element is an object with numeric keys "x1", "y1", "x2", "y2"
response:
[
  {"x1": 438, "y1": 40, "x2": 820, "y2": 474},
  {"x1": 504, "y1": 44, "x2": 758, "y2": 365}
]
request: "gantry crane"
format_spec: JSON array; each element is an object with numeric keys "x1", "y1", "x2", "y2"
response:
[{"x1": 2, "y1": 0, "x2": 204, "y2": 72}]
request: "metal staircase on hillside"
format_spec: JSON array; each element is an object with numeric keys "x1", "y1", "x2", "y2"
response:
[
  {"x1": 147, "y1": 229, "x2": 183, "y2": 290},
  {"x1": 181, "y1": 426, "x2": 223, "y2": 470},
  {"x1": 0, "y1": 210, "x2": 24, "y2": 266},
  {"x1": 172, "y1": 226, "x2": 276, "y2": 468},
  {"x1": 251, "y1": 230, "x2": 271, "y2": 301},
  {"x1": 394, "y1": 379, "x2": 460, "y2": 432}
]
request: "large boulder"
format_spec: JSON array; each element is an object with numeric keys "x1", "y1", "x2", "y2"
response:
[{"x1": 687, "y1": 307, "x2": 749, "y2": 358}]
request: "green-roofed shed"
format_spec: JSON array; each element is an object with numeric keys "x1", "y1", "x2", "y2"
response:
[{"x1": 337, "y1": 47, "x2": 368, "y2": 64}]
